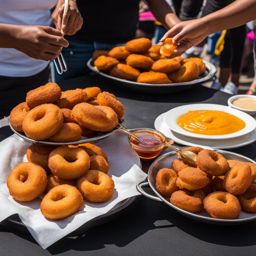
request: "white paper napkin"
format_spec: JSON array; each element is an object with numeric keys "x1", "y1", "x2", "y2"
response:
[{"x1": 0, "y1": 131, "x2": 147, "y2": 249}]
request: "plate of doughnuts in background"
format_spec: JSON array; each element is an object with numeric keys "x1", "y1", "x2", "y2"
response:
[
  {"x1": 137, "y1": 147, "x2": 256, "y2": 224},
  {"x1": 9, "y1": 82, "x2": 125, "y2": 145},
  {"x1": 87, "y1": 38, "x2": 216, "y2": 94}
]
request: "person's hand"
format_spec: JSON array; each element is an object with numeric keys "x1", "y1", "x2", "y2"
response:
[
  {"x1": 15, "y1": 26, "x2": 69, "y2": 60},
  {"x1": 160, "y1": 18, "x2": 210, "y2": 55},
  {"x1": 52, "y1": 0, "x2": 83, "y2": 36}
]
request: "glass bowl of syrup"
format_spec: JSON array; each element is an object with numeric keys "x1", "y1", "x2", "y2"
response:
[{"x1": 128, "y1": 128, "x2": 168, "y2": 160}]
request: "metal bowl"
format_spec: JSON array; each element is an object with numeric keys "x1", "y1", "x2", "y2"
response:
[
  {"x1": 9, "y1": 122, "x2": 120, "y2": 146},
  {"x1": 87, "y1": 59, "x2": 216, "y2": 94},
  {"x1": 137, "y1": 150, "x2": 256, "y2": 224}
]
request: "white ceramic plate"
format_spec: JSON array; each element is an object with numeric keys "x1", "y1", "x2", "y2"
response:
[
  {"x1": 155, "y1": 111, "x2": 256, "y2": 149},
  {"x1": 164, "y1": 104, "x2": 256, "y2": 140}
]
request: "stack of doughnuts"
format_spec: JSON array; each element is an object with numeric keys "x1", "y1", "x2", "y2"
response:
[
  {"x1": 93, "y1": 37, "x2": 205, "y2": 84},
  {"x1": 10, "y1": 83, "x2": 125, "y2": 142},
  {"x1": 155, "y1": 147, "x2": 256, "y2": 219},
  {"x1": 7, "y1": 143, "x2": 115, "y2": 220}
]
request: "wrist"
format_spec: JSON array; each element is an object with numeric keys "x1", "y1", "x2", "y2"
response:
[{"x1": 0, "y1": 24, "x2": 21, "y2": 48}]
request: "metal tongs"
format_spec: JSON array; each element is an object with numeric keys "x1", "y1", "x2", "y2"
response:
[{"x1": 53, "y1": 0, "x2": 69, "y2": 75}]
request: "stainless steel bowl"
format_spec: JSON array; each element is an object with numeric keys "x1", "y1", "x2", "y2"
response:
[{"x1": 137, "y1": 150, "x2": 256, "y2": 224}]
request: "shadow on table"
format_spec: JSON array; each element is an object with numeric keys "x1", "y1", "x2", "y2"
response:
[{"x1": 48, "y1": 198, "x2": 175, "y2": 254}]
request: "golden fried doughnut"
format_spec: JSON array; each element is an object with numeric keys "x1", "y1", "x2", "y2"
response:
[
  {"x1": 92, "y1": 50, "x2": 108, "y2": 64},
  {"x1": 155, "y1": 168, "x2": 177, "y2": 197},
  {"x1": 152, "y1": 58, "x2": 181, "y2": 74},
  {"x1": 125, "y1": 37, "x2": 152, "y2": 54},
  {"x1": 227, "y1": 160, "x2": 241, "y2": 168},
  {"x1": 224, "y1": 163, "x2": 252, "y2": 195},
  {"x1": 94, "y1": 56, "x2": 119, "y2": 71},
  {"x1": 57, "y1": 89, "x2": 88, "y2": 109},
  {"x1": 147, "y1": 45, "x2": 161, "y2": 60},
  {"x1": 228, "y1": 160, "x2": 256, "y2": 181},
  {"x1": 10, "y1": 102, "x2": 30, "y2": 132},
  {"x1": 160, "y1": 38, "x2": 176, "y2": 58},
  {"x1": 108, "y1": 46, "x2": 130, "y2": 60},
  {"x1": 109, "y1": 63, "x2": 140, "y2": 81},
  {"x1": 22, "y1": 104, "x2": 64, "y2": 140},
  {"x1": 169, "y1": 62, "x2": 200, "y2": 83},
  {"x1": 176, "y1": 167, "x2": 209, "y2": 191},
  {"x1": 48, "y1": 146, "x2": 90, "y2": 180},
  {"x1": 184, "y1": 57, "x2": 206, "y2": 75},
  {"x1": 72, "y1": 103, "x2": 118, "y2": 132},
  {"x1": 197, "y1": 149, "x2": 229, "y2": 176},
  {"x1": 46, "y1": 175, "x2": 75, "y2": 192},
  {"x1": 170, "y1": 190, "x2": 203, "y2": 213},
  {"x1": 26, "y1": 144, "x2": 55, "y2": 171},
  {"x1": 40, "y1": 184, "x2": 83, "y2": 220},
  {"x1": 7, "y1": 162, "x2": 47, "y2": 202},
  {"x1": 61, "y1": 108, "x2": 77, "y2": 123},
  {"x1": 171, "y1": 159, "x2": 188, "y2": 173},
  {"x1": 70, "y1": 143, "x2": 107, "y2": 159},
  {"x1": 77, "y1": 170, "x2": 114, "y2": 203},
  {"x1": 84, "y1": 87, "x2": 102, "y2": 100},
  {"x1": 239, "y1": 184, "x2": 256, "y2": 213},
  {"x1": 204, "y1": 192, "x2": 241, "y2": 219},
  {"x1": 137, "y1": 71, "x2": 171, "y2": 84},
  {"x1": 48, "y1": 122, "x2": 82, "y2": 142},
  {"x1": 26, "y1": 82, "x2": 61, "y2": 109},
  {"x1": 212, "y1": 176, "x2": 225, "y2": 191},
  {"x1": 97, "y1": 92, "x2": 125, "y2": 119},
  {"x1": 126, "y1": 54, "x2": 154, "y2": 70},
  {"x1": 90, "y1": 155, "x2": 109, "y2": 173}
]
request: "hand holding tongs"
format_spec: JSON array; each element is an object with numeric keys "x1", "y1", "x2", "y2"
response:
[{"x1": 53, "y1": 0, "x2": 69, "y2": 75}]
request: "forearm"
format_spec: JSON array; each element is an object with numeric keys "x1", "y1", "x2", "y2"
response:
[
  {"x1": 146, "y1": 0, "x2": 180, "y2": 28},
  {"x1": 203, "y1": 0, "x2": 256, "y2": 34},
  {"x1": 0, "y1": 24, "x2": 20, "y2": 48}
]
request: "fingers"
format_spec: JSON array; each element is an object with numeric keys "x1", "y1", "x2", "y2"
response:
[
  {"x1": 42, "y1": 29, "x2": 69, "y2": 48},
  {"x1": 63, "y1": 11, "x2": 77, "y2": 35},
  {"x1": 43, "y1": 26, "x2": 63, "y2": 36},
  {"x1": 61, "y1": 11, "x2": 71, "y2": 34},
  {"x1": 160, "y1": 25, "x2": 183, "y2": 43},
  {"x1": 174, "y1": 41, "x2": 193, "y2": 55}
]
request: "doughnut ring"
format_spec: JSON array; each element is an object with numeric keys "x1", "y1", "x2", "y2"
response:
[
  {"x1": 57, "y1": 89, "x2": 88, "y2": 109},
  {"x1": 239, "y1": 184, "x2": 256, "y2": 213},
  {"x1": 184, "y1": 57, "x2": 206, "y2": 75},
  {"x1": 26, "y1": 82, "x2": 61, "y2": 109},
  {"x1": 72, "y1": 103, "x2": 118, "y2": 132},
  {"x1": 137, "y1": 71, "x2": 171, "y2": 84},
  {"x1": 7, "y1": 162, "x2": 47, "y2": 202},
  {"x1": 90, "y1": 155, "x2": 109, "y2": 173},
  {"x1": 10, "y1": 102, "x2": 30, "y2": 132},
  {"x1": 183, "y1": 146, "x2": 203, "y2": 155},
  {"x1": 152, "y1": 58, "x2": 181, "y2": 74},
  {"x1": 108, "y1": 46, "x2": 130, "y2": 60},
  {"x1": 170, "y1": 190, "x2": 203, "y2": 213},
  {"x1": 155, "y1": 168, "x2": 177, "y2": 197},
  {"x1": 48, "y1": 122, "x2": 82, "y2": 142},
  {"x1": 96, "y1": 92, "x2": 125, "y2": 119},
  {"x1": 46, "y1": 175, "x2": 75, "y2": 192},
  {"x1": 171, "y1": 159, "x2": 188, "y2": 173},
  {"x1": 84, "y1": 87, "x2": 102, "y2": 100},
  {"x1": 176, "y1": 167, "x2": 209, "y2": 191},
  {"x1": 22, "y1": 104, "x2": 64, "y2": 140},
  {"x1": 109, "y1": 63, "x2": 140, "y2": 81},
  {"x1": 40, "y1": 184, "x2": 83, "y2": 220},
  {"x1": 224, "y1": 163, "x2": 252, "y2": 195},
  {"x1": 61, "y1": 108, "x2": 77, "y2": 123},
  {"x1": 125, "y1": 37, "x2": 152, "y2": 54},
  {"x1": 70, "y1": 143, "x2": 107, "y2": 160},
  {"x1": 147, "y1": 45, "x2": 161, "y2": 60},
  {"x1": 204, "y1": 192, "x2": 241, "y2": 219},
  {"x1": 126, "y1": 54, "x2": 154, "y2": 70},
  {"x1": 169, "y1": 61, "x2": 199, "y2": 83},
  {"x1": 94, "y1": 56, "x2": 118, "y2": 71},
  {"x1": 26, "y1": 144, "x2": 55, "y2": 171},
  {"x1": 197, "y1": 149, "x2": 230, "y2": 176},
  {"x1": 48, "y1": 146, "x2": 90, "y2": 180},
  {"x1": 77, "y1": 170, "x2": 115, "y2": 203}
]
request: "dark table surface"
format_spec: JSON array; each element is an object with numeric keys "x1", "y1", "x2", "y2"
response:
[{"x1": 1, "y1": 74, "x2": 256, "y2": 256}]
